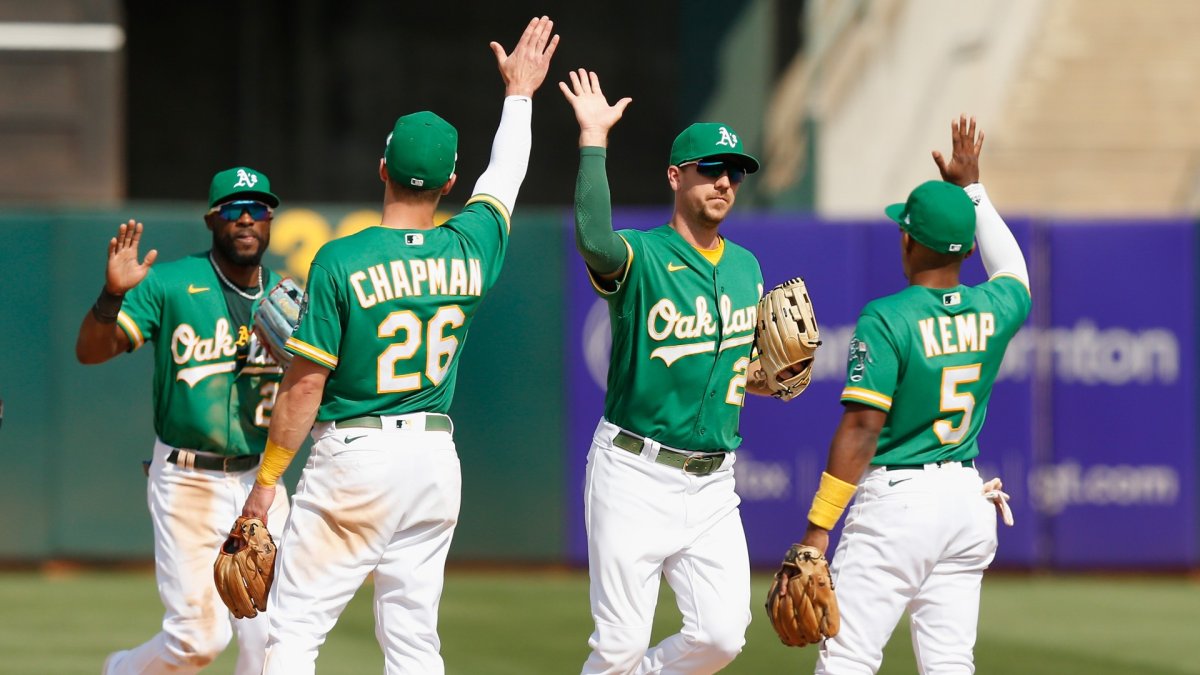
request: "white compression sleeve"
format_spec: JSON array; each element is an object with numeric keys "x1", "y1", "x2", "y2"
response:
[
  {"x1": 965, "y1": 183, "x2": 1029, "y2": 288},
  {"x1": 472, "y1": 95, "x2": 532, "y2": 216}
]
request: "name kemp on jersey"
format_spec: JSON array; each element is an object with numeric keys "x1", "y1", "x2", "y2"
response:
[
  {"x1": 349, "y1": 257, "x2": 484, "y2": 309},
  {"x1": 918, "y1": 312, "x2": 995, "y2": 358}
]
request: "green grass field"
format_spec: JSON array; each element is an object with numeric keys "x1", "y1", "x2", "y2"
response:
[{"x1": 1, "y1": 569, "x2": 1197, "y2": 674}]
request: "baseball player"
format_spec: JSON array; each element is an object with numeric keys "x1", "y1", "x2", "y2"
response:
[
  {"x1": 798, "y1": 116, "x2": 1029, "y2": 674},
  {"x1": 236, "y1": 17, "x2": 558, "y2": 675},
  {"x1": 560, "y1": 70, "x2": 775, "y2": 674},
  {"x1": 75, "y1": 167, "x2": 292, "y2": 675}
]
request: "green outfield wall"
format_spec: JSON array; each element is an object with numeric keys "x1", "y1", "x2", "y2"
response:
[{"x1": 0, "y1": 205, "x2": 567, "y2": 562}]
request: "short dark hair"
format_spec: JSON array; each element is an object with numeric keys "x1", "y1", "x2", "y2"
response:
[{"x1": 389, "y1": 181, "x2": 443, "y2": 204}]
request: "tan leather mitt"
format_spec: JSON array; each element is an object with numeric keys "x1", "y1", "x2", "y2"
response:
[
  {"x1": 764, "y1": 544, "x2": 840, "y2": 647},
  {"x1": 214, "y1": 516, "x2": 277, "y2": 619},
  {"x1": 755, "y1": 278, "x2": 821, "y2": 401}
]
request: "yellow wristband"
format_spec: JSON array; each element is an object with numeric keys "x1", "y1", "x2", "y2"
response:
[
  {"x1": 256, "y1": 439, "x2": 297, "y2": 487},
  {"x1": 807, "y1": 471, "x2": 858, "y2": 530}
]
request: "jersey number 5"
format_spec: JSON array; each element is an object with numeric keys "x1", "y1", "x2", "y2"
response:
[
  {"x1": 377, "y1": 306, "x2": 466, "y2": 393},
  {"x1": 935, "y1": 363, "x2": 981, "y2": 444}
]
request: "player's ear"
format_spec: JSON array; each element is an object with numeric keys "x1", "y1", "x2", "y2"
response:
[
  {"x1": 667, "y1": 165, "x2": 682, "y2": 191},
  {"x1": 900, "y1": 231, "x2": 921, "y2": 259},
  {"x1": 378, "y1": 158, "x2": 388, "y2": 184},
  {"x1": 440, "y1": 173, "x2": 457, "y2": 196}
]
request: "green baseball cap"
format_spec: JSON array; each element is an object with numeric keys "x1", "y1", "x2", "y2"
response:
[
  {"x1": 385, "y1": 111, "x2": 458, "y2": 190},
  {"x1": 208, "y1": 167, "x2": 279, "y2": 208},
  {"x1": 669, "y1": 122, "x2": 760, "y2": 173},
  {"x1": 885, "y1": 180, "x2": 976, "y2": 254}
]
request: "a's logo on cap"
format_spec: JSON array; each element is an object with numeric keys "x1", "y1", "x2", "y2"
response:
[
  {"x1": 716, "y1": 126, "x2": 738, "y2": 148},
  {"x1": 234, "y1": 169, "x2": 258, "y2": 188},
  {"x1": 948, "y1": 243, "x2": 963, "y2": 252}
]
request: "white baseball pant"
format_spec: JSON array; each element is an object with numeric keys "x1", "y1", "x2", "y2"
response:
[
  {"x1": 581, "y1": 418, "x2": 751, "y2": 675},
  {"x1": 104, "y1": 439, "x2": 291, "y2": 675},
  {"x1": 815, "y1": 462, "x2": 997, "y2": 675},
  {"x1": 261, "y1": 412, "x2": 460, "y2": 675}
]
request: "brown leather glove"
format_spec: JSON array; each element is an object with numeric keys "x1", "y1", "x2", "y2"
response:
[
  {"x1": 213, "y1": 516, "x2": 277, "y2": 619},
  {"x1": 764, "y1": 544, "x2": 840, "y2": 647}
]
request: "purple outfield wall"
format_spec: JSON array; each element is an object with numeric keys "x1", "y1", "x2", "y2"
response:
[{"x1": 565, "y1": 210, "x2": 1196, "y2": 569}]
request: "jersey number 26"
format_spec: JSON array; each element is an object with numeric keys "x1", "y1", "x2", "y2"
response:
[{"x1": 377, "y1": 306, "x2": 466, "y2": 393}]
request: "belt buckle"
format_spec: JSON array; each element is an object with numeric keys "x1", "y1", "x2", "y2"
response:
[
  {"x1": 222, "y1": 456, "x2": 234, "y2": 472},
  {"x1": 682, "y1": 454, "x2": 708, "y2": 476}
]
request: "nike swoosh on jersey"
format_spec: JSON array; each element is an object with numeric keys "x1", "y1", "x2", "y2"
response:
[
  {"x1": 666, "y1": 262, "x2": 688, "y2": 272},
  {"x1": 188, "y1": 284, "x2": 210, "y2": 294}
]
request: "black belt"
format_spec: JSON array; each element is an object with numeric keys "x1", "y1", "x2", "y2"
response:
[
  {"x1": 612, "y1": 430, "x2": 726, "y2": 476},
  {"x1": 166, "y1": 449, "x2": 261, "y2": 473},
  {"x1": 884, "y1": 459, "x2": 974, "y2": 471},
  {"x1": 337, "y1": 413, "x2": 453, "y2": 433}
]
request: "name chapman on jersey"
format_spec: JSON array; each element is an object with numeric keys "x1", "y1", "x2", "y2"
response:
[{"x1": 349, "y1": 258, "x2": 483, "y2": 308}]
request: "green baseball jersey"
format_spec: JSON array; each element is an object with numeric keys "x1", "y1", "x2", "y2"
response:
[
  {"x1": 841, "y1": 274, "x2": 1031, "y2": 465},
  {"x1": 116, "y1": 253, "x2": 284, "y2": 456},
  {"x1": 286, "y1": 197, "x2": 509, "y2": 421},
  {"x1": 596, "y1": 225, "x2": 763, "y2": 451}
]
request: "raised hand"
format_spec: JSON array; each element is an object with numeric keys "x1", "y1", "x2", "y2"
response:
[
  {"x1": 491, "y1": 16, "x2": 560, "y2": 98},
  {"x1": 106, "y1": 219, "x2": 157, "y2": 295},
  {"x1": 932, "y1": 114, "x2": 984, "y2": 188},
  {"x1": 558, "y1": 69, "x2": 632, "y2": 147}
]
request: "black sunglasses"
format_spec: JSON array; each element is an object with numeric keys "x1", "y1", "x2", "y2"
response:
[
  {"x1": 681, "y1": 160, "x2": 747, "y2": 185},
  {"x1": 209, "y1": 200, "x2": 273, "y2": 222}
]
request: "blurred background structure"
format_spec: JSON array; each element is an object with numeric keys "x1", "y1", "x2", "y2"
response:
[
  {"x1": 2, "y1": 1, "x2": 1199, "y2": 570},
  {"x1": 6, "y1": 0, "x2": 1200, "y2": 214}
]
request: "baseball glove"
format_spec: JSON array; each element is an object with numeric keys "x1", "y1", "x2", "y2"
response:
[
  {"x1": 755, "y1": 278, "x2": 821, "y2": 401},
  {"x1": 765, "y1": 544, "x2": 839, "y2": 647},
  {"x1": 213, "y1": 516, "x2": 277, "y2": 619},
  {"x1": 252, "y1": 277, "x2": 304, "y2": 367}
]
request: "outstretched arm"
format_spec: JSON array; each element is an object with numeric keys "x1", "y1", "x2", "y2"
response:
[
  {"x1": 472, "y1": 16, "x2": 560, "y2": 216},
  {"x1": 799, "y1": 404, "x2": 885, "y2": 555},
  {"x1": 933, "y1": 115, "x2": 1029, "y2": 289},
  {"x1": 242, "y1": 356, "x2": 329, "y2": 525},
  {"x1": 559, "y1": 69, "x2": 633, "y2": 281},
  {"x1": 75, "y1": 220, "x2": 157, "y2": 364}
]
